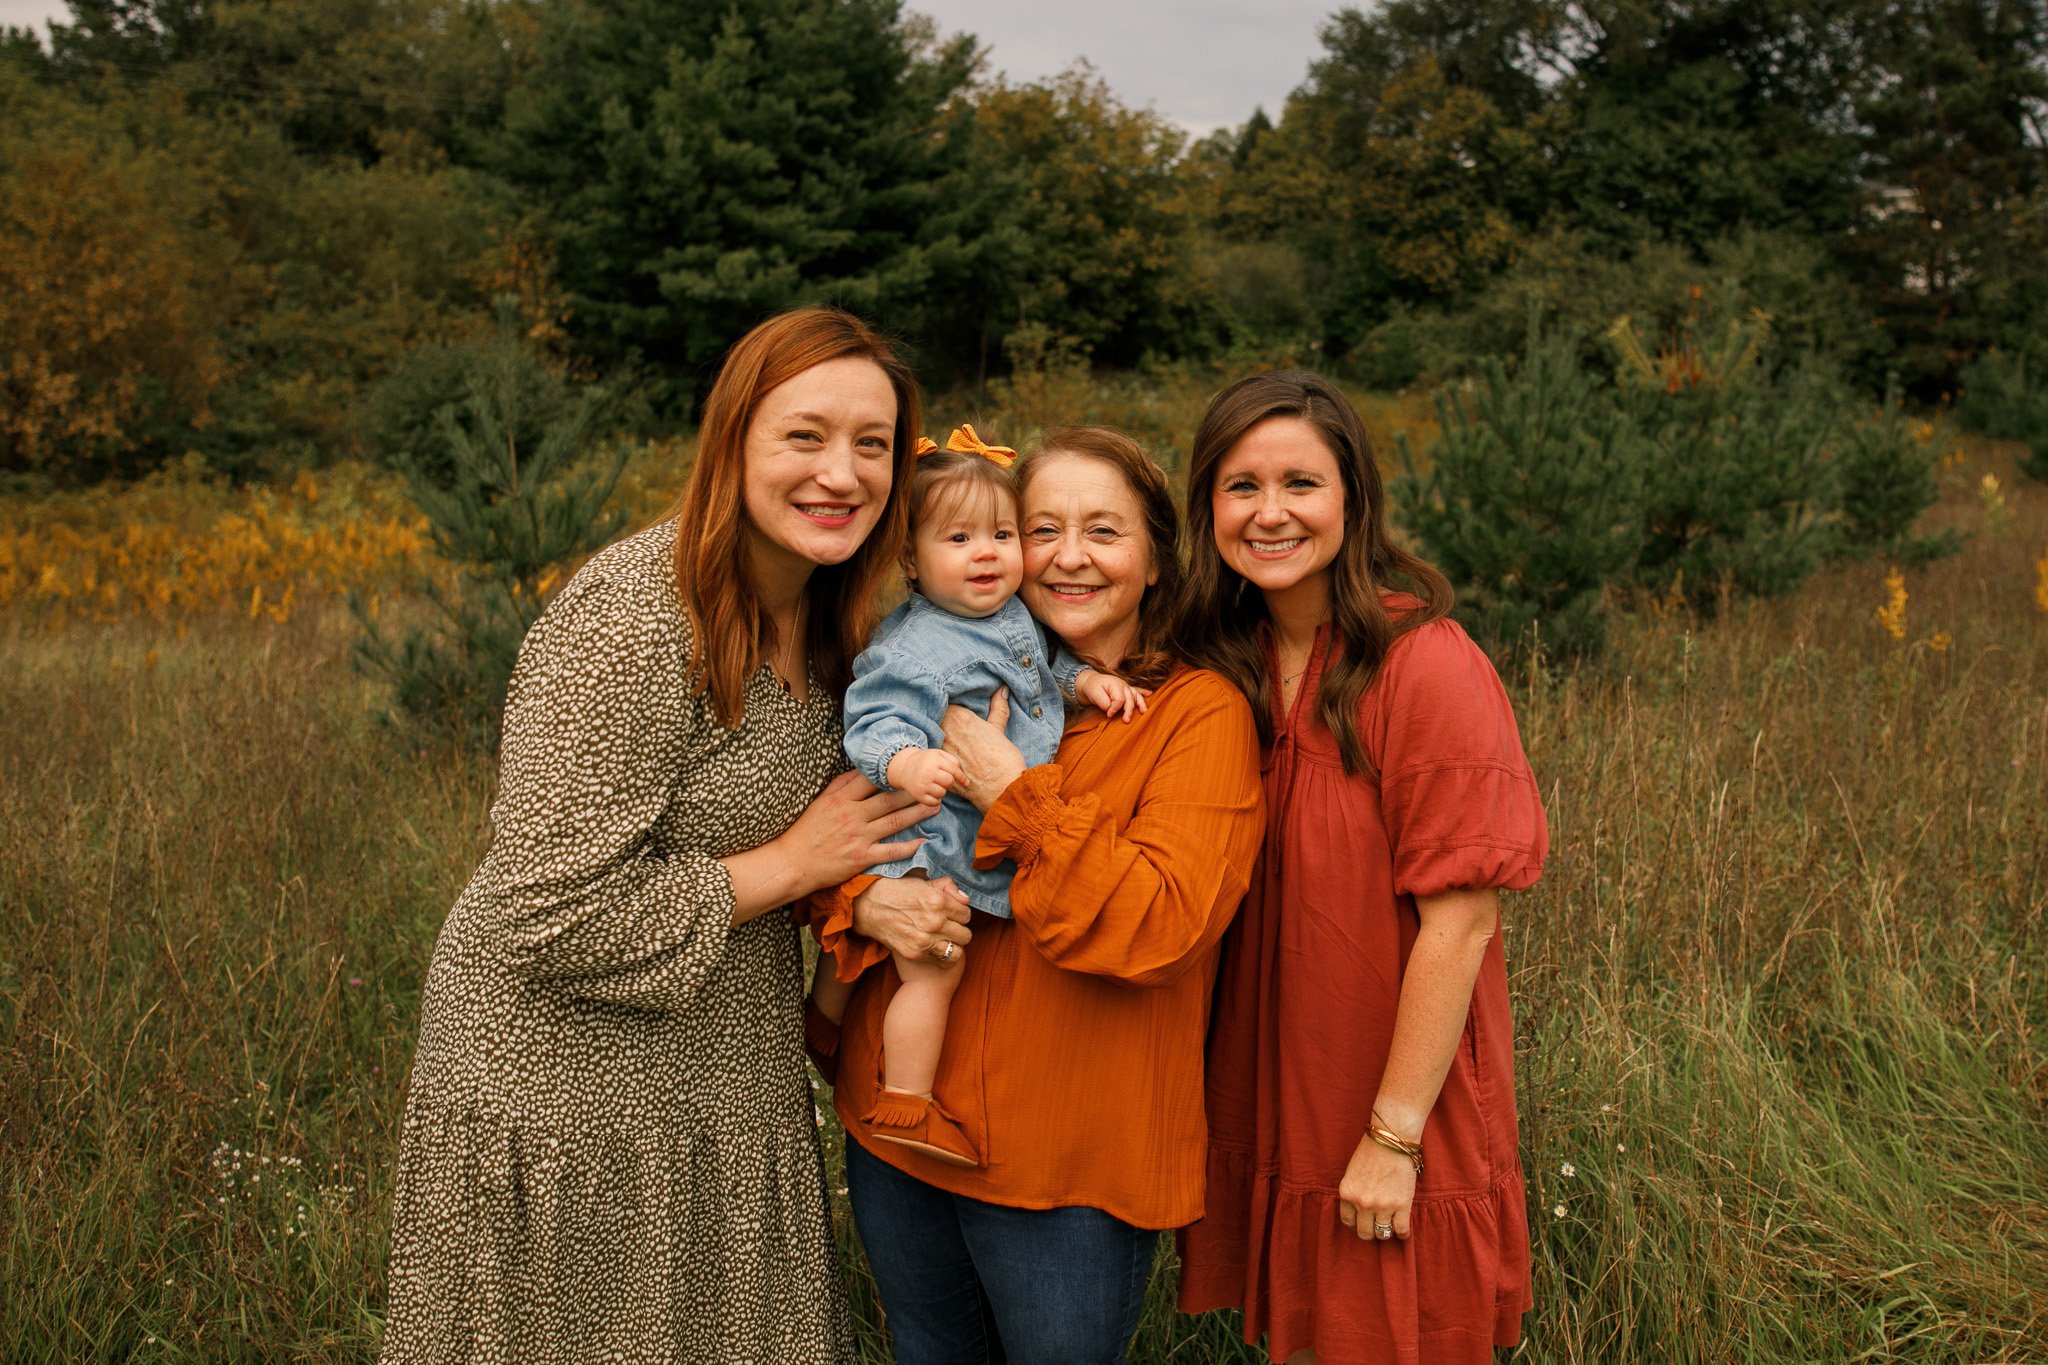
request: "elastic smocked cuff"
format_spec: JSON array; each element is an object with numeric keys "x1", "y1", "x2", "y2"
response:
[
  {"x1": 811, "y1": 874, "x2": 889, "y2": 982},
  {"x1": 972, "y1": 763, "x2": 1067, "y2": 870},
  {"x1": 868, "y1": 740, "x2": 927, "y2": 794}
]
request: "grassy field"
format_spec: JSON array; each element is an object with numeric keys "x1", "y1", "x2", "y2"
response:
[{"x1": 2, "y1": 417, "x2": 2044, "y2": 1360}]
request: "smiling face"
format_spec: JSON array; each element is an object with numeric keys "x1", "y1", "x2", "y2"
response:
[
  {"x1": 906, "y1": 481, "x2": 1024, "y2": 618},
  {"x1": 740, "y1": 355, "x2": 899, "y2": 597},
  {"x1": 1209, "y1": 416, "x2": 1347, "y2": 609},
  {"x1": 1018, "y1": 451, "x2": 1158, "y2": 668}
]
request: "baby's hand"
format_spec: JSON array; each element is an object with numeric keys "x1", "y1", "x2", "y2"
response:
[
  {"x1": 887, "y1": 747, "x2": 963, "y2": 806},
  {"x1": 1075, "y1": 668, "x2": 1150, "y2": 723}
]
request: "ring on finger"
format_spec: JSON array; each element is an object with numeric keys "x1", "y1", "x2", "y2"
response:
[
  {"x1": 1373, "y1": 1220, "x2": 1394, "y2": 1240},
  {"x1": 936, "y1": 940, "x2": 957, "y2": 962}
]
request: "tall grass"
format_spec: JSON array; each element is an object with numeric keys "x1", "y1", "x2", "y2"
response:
[{"x1": 2, "y1": 435, "x2": 2042, "y2": 1361}]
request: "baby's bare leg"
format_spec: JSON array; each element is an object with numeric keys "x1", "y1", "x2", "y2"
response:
[{"x1": 881, "y1": 948, "x2": 965, "y2": 1097}]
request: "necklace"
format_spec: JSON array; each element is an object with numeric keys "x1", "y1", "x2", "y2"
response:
[{"x1": 768, "y1": 605, "x2": 807, "y2": 692}]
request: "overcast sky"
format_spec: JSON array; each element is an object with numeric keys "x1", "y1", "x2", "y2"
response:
[{"x1": 0, "y1": 0, "x2": 1339, "y2": 135}]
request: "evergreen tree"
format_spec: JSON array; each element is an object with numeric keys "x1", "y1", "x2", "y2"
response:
[
  {"x1": 1394, "y1": 326, "x2": 1646, "y2": 659},
  {"x1": 490, "y1": 0, "x2": 996, "y2": 405},
  {"x1": 354, "y1": 300, "x2": 626, "y2": 747},
  {"x1": 1610, "y1": 310, "x2": 1843, "y2": 602},
  {"x1": 1850, "y1": 0, "x2": 2048, "y2": 389}
]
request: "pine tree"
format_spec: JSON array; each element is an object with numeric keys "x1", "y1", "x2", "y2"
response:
[
  {"x1": 489, "y1": 0, "x2": 996, "y2": 405},
  {"x1": 1612, "y1": 311, "x2": 1843, "y2": 603},
  {"x1": 353, "y1": 300, "x2": 627, "y2": 747},
  {"x1": 1394, "y1": 325, "x2": 1646, "y2": 659},
  {"x1": 1835, "y1": 379, "x2": 1953, "y2": 553}
]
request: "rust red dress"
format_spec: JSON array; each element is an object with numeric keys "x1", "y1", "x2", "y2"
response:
[{"x1": 1178, "y1": 608, "x2": 1548, "y2": 1365}]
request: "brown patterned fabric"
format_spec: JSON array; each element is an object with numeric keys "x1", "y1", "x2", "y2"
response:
[{"x1": 382, "y1": 520, "x2": 852, "y2": 1364}]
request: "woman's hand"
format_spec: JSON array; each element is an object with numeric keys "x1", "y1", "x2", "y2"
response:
[
  {"x1": 850, "y1": 873, "x2": 973, "y2": 962},
  {"x1": 724, "y1": 772, "x2": 928, "y2": 922},
  {"x1": 942, "y1": 688, "x2": 1028, "y2": 812},
  {"x1": 782, "y1": 770, "x2": 931, "y2": 888},
  {"x1": 1337, "y1": 1131, "x2": 1418, "y2": 1243}
]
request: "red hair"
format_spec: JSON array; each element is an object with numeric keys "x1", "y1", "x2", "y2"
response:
[{"x1": 672, "y1": 308, "x2": 921, "y2": 726}]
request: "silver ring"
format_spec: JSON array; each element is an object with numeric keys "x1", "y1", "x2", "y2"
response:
[
  {"x1": 939, "y1": 941, "x2": 957, "y2": 961},
  {"x1": 1373, "y1": 1221, "x2": 1394, "y2": 1240}
]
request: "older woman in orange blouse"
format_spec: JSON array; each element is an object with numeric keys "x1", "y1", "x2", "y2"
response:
[{"x1": 808, "y1": 426, "x2": 1264, "y2": 1364}]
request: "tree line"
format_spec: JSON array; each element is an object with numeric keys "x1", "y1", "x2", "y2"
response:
[{"x1": 2, "y1": 0, "x2": 2044, "y2": 482}]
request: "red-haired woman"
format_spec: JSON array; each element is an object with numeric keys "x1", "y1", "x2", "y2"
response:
[
  {"x1": 381, "y1": 309, "x2": 935, "y2": 1363},
  {"x1": 1174, "y1": 373, "x2": 1549, "y2": 1364}
]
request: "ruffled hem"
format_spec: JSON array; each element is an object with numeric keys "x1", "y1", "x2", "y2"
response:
[
  {"x1": 381, "y1": 1100, "x2": 851, "y2": 1363},
  {"x1": 1178, "y1": 1144, "x2": 1531, "y2": 1365},
  {"x1": 805, "y1": 875, "x2": 889, "y2": 983}
]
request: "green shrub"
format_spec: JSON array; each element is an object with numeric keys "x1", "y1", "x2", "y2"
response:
[
  {"x1": 356, "y1": 331, "x2": 582, "y2": 488},
  {"x1": 1402, "y1": 312, "x2": 1953, "y2": 658},
  {"x1": 1833, "y1": 380, "x2": 1955, "y2": 560},
  {"x1": 1394, "y1": 330, "x2": 1646, "y2": 659},
  {"x1": 1954, "y1": 350, "x2": 2048, "y2": 480},
  {"x1": 353, "y1": 303, "x2": 626, "y2": 747},
  {"x1": 1611, "y1": 312, "x2": 1840, "y2": 603},
  {"x1": 1375, "y1": 229, "x2": 1888, "y2": 387}
]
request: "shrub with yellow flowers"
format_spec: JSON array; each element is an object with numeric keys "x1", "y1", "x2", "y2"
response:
[{"x1": 0, "y1": 462, "x2": 434, "y2": 628}]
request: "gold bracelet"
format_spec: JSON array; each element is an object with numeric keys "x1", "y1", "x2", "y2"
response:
[{"x1": 1368, "y1": 1113, "x2": 1424, "y2": 1176}]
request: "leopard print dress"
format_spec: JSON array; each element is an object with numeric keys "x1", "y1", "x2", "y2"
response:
[{"x1": 382, "y1": 520, "x2": 853, "y2": 1363}]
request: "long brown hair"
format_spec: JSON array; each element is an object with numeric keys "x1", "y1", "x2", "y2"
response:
[
  {"x1": 1015, "y1": 426, "x2": 1183, "y2": 690},
  {"x1": 1178, "y1": 372, "x2": 1452, "y2": 773},
  {"x1": 673, "y1": 308, "x2": 920, "y2": 726}
]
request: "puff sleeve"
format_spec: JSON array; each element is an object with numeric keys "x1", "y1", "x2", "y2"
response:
[
  {"x1": 468, "y1": 565, "x2": 736, "y2": 1011},
  {"x1": 974, "y1": 672, "x2": 1264, "y2": 987},
  {"x1": 1370, "y1": 618, "x2": 1548, "y2": 899}
]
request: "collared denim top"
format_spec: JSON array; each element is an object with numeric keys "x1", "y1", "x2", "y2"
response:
[{"x1": 842, "y1": 594, "x2": 1082, "y2": 917}]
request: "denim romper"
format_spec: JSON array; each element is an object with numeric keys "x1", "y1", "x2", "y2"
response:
[{"x1": 842, "y1": 594, "x2": 1081, "y2": 917}]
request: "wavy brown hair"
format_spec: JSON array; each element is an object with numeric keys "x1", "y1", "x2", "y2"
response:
[
  {"x1": 1015, "y1": 426, "x2": 1183, "y2": 690},
  {"x1": 672, "y1": 308, "x2": 921, "y2": 726},
  {"x1": 1178, "y1": 372, "x2": 1452, "y2": 774}
]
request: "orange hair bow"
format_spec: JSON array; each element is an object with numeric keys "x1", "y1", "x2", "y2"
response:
[{"x1": 915, "y1": 424, "x2": 1017, "y2": 468}]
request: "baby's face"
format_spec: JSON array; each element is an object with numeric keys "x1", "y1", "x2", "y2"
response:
[{"x1": 907, "y1": 487, "x2": 1024, "y2": 618}]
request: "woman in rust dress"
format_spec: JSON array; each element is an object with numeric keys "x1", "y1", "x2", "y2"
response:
[{"x1": 1175, "y1": 372, "x2": 1549, "y2": 1364}]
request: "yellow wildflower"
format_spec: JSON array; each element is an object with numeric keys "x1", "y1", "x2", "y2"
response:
[{"x1": 1875, "y1": 567, "x2": 1908, "y2": 641}]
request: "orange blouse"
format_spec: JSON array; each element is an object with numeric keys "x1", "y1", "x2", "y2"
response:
[{"x1": 813, "y1": 665, "x2": 1265, "y2": 1230}]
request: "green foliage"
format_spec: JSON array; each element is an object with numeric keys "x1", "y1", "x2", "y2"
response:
[
  {"x1": 490, "y1": 0, "x2": 993, "y2": 408},
  {"x1": 1353, "y1": 229, "x2": 1888, "y2": 388},
  {"x1": 1849, "y1": 0, "x2": 2048, "y2": 391},
  {"x1": 357, "y1": 333, "x2": 582, "y2": 489},
  {"x1": 1955, "y1": 350, "x2": 2048, "y2": 479},
  {"x1": 43, "y1": 0, "x2": 528, "y2": 162},
  {"x1": 1189, "y1": 239, "x2": 1317, "y2": 351},
  {"x1": 1833, "y1": 381, "x2": 1955, "y2": 556},
  {"x1": 1562, "y1": 42, "x2": 1862, "y2": 254},
  {"x1": 1614, "y1": 314, "x2": 1843, "y2": 602},
  {"x1": 964, "y1": 65, "x2": 1224, "y2": 369},
  {"x1": 1221, "y1": 46, "x2": 1552, "y2": 354},
  {"x1": 1402, "y1": 310, "x2": 1953, "y2": 657},
  {"x1": 1395, "y1": 330, "x2": 1646, "y2": 659},
  {"x1": 0, "y1": 59, "x2": 515, "y2": 479},
  {"x1": 354, "y1": 304, "x2": 625, "y2": 746}
]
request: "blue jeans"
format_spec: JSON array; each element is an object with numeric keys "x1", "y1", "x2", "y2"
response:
[{"x1": 844, "y1": 1137, "x2": 1159, "y2": 1364}]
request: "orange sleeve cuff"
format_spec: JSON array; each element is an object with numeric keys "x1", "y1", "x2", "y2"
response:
[
  {"x1": 809, "y1": 873, "x2": 888, "y2": 983},
  {"x1": 973, "y1": 764, "x2": 1067, "y2": 870}
]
